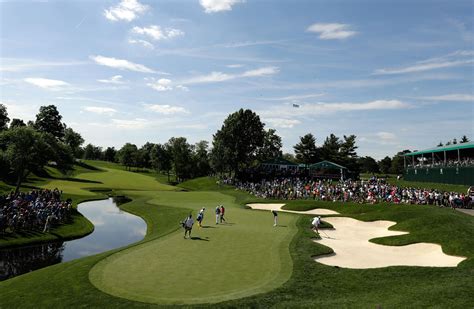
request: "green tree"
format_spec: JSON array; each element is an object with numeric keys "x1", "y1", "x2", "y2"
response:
[
  {"x1": 63, "y1": 127, "x2": 84, "y2": 158},
  {"x1": 339, "y1": 135, "x2": 359, "y2": 173},
  {"x1": 117, "y1": 143, "x2": 138, "y2": 170},
  {"x1": 378, "y1": 156, "x2": 392, "y2": 174},
  {"x1": 0, "y1": 104, "x2": 9, "y2": 131},
  {"x1": 282, "y1": 153, "x2": 296, "y2": 163},
  {"x1": 139, "y1": 142, "x2": 155, "y2": 168},
  {"x1": 358, "y1": 156, "x2": 379, "y2": 174},
  {"x1": 0, "y1": 127, "x2": 72, "y2": 192},
  {"x1": 167, "y1": 137, "x2": 193, "y2": 181},
  {"x1": 103, "y1": 147, "x2": 117, "y2": 162},
  {"x1": 9, "y1": 118, "x2": 26, "y2": 129},
  {"x1": 151, "y1": 144, "x2": 172, "y2": 182},
  {"x1": 460, "y1": 135, "x2": 469, "y2": 143},
  {"x1": 452, "y1": 138, "x2": 457, "y2": 144},
  {"x1": 210, "y1": 138, "x2": 232, "y2": 175},
  {"x1": 35, "y1": 105, "x2": 65, "y2": 139},
  {"x1": 194, "y1": 140, "x2": 211, "y2": 177},
  {"x1": 437, "y1": 142, "x2": 443, "y2": 147},
  {"x1": 293, "y1": 133, "x2": 319, "y2": 164},
  {"x1": 257, "y1": 129, "x2": 282, "y2": 162},
  {"x1": 83, "y1": 144, "x2": 103, "y2": 160},
  {"x1": 320, "y1": 134, "x2": 341, "y2": 162},
  {"x1": 390, "y1": 150, "x2": 411, "y2": 174},
  {"x1": 212, "y1": 109, "x2": 264, "y2": 174}
]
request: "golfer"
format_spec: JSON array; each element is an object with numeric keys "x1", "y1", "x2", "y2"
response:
[
  {"x1": 219, "y1": 205, "x2": 226, "y2": 223},
  {"x1": 183, "y1": 214, "x2": 194, "y2": 239},
  {"x1": 272, "y1": 210, "x2": 278, "y2": 226},
  {"x1": 311, "y1": 216, "x2": 321, "y2": 233},
  {"x1": 215, "y1": 206, "x2": 220, "y2": 224},
  {"x1": 197, "y1": 207, "x2": 205, "y2": 227}
]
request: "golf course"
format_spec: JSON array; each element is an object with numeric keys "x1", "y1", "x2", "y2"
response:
[{"x1": 1, "y1": 160, "x2": 473, "y2": 308}]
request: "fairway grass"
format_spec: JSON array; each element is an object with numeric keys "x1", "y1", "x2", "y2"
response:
[{"x1": 90, "y1": 191, "x2": 297, "y2": 304}]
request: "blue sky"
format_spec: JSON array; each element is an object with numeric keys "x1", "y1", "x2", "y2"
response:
[{"x1": 1, "y1": 0, "x2": 473, "y2": 159}]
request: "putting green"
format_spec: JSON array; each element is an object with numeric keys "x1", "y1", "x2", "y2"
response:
[{"x1": 89, "y1": 191, "x2": 297, "y2": 304}]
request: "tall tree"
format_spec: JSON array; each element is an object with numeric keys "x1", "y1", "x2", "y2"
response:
[
  {"x1": 117, "y1": 143, "x2": 138, "y2": 170},
  {"x1": 357, "y1": 156, "x2": 379, "y2": 174},
  {"x1": 9, "y1": 118, "x2": 26, "y2": 128},
  {"x1": 391, "y1": 150, "x2": 411, "y2": 174},
  {"x1": 0, "y1": 127, "x2": 72, "y2": 193},
  {"x1": 194, "y1": 140, "x2": 211, "y2": 177},
  {"x1": 437, "y1": 142, "x2": 443, "y2": 147},
  {"x1": 83, "y1": 144, "x2": 103, "y2": 160},
  {"x1": 0, "y1": 104, "x2": 9, "y2": 131},
  {"x1": 103, "y1": 147, "x2": 117, "y2": 162},
  {"x1": 339, "y1": 134, "x2": 359, "y2": 172},
  {"x1": 460, "y1": 135, "x2": 469, "y2": 143},
  {"x1": 167, "y1": 137, "x2": 193, "y2": 181},
  {"x1": 293, "y1": 133, "x2": 318, "y2": 164},
  {"x1": 63, "y1": 127, "x2": 84, "y2": 158},
  {"x1": 452, "y1": 138, "x2": 457, "y2": 144},
  {"x1": 139, "y1": 142, "x2": 155, "y2": 168},
  {"x1": 35, "y1": 105, "x2": 65, "y2": 139},
  {"x1": 210, "y1": 138, "x2": 232, "y2": 175},
  {"x1": 257, "y1": 129, "x2": 282, "y2": 162},
  {"x1": 320, "y1": 134, "x2": 341, "y2": 162},
  {"x1": 378, "y1": 156, "x2": 392, "y2": 174},
  {"x1": 212, "y1": 109, "x2": 264, "y2": 174},
  {"x1": 151, "y1": 144, "x2": 172, "y2": 182}
]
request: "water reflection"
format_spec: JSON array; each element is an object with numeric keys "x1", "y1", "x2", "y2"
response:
[{"x1": 0, "y1": 198, "x2": 146, "y2": 281}]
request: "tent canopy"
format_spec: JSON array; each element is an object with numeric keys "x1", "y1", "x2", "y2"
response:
[{"x1": 261, "y1": 157, "x2": 298, "y2": 166}]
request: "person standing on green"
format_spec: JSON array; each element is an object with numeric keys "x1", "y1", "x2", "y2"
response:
[
  {"x1": 183, "y1": 214, "x2": 194, "y2": 239},
  {"x1": 272, "y1": 210, "x2": 278, "y2": 227}
]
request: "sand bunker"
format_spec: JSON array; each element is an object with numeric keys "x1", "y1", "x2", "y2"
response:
[
  {"x1": 247, "y1": 203, "x2": 340, "y2": 216},
  {"x1": 314, "y1": 217, "x2": 466, "y2": 268}
]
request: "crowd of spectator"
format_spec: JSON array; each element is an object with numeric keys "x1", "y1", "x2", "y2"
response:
[
  {"x1": 407, "y1": 158, "x2": 474, "y2": 169},
  {"x1": 235, "y1": 177, "x2": 473, "y2": 208},
  {"x1": 0, "y1": 189, "x2": 72, "y2": 234}
]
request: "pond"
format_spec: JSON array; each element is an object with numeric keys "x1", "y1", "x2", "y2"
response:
[{"x1": 0, "y1": 197, "x2": 146, "y2": 281}]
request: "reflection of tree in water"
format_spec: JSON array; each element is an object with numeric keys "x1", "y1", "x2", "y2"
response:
[{"x1": 0, "y1": 242, "x2": 64, "y2": 281}]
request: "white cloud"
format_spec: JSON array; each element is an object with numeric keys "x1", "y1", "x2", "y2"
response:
[
  {"x1": 144, "y1": 104, "x2": 189, "y2": 115},
  {"x1": 104, "y1": 0, "x2": 148, "y2": 22},
  {"x1": 307, "y1": 23, "x2": 357, "y2": 40},
  {"x1": 146, "y1": 78, "x2": 189, "y2": 92},
  {"x1": 131, "y1": 25, "x2": 184, "y2": 41},
  {"x1": 226, "y1": 64, "x2": 243, "y2": 68},
  {"x1": 264, "y1": 118, "x2": 301, "y2": 128},
  {"x1": 200, "y1": 0, "x2": 243, "y2": 13},
  {"x1": 90, "y1": 55, "x2": 158, "y2": 74},
  {"x1": 376, "y1": 132, "x2": 396, "y2": 141},
  {"x1": 241, "y1": 66, "x2": 279, "y2": 77},
  {"x1": 259, "y1": 93, "x2": 325, "y2": 101},
  {"x1": 0, "y1": 58, "x2": 87, "y2": 72},
  {"x1": 128, "y1": 39, "x2": 154, "y2": 49},
  {"x1": 147, "y1": 78, "x2": 173, "y2": 91},
  {"x1": 83, "y1": 106, "x2": 117, "y2": 115},
  {"x1": 97, "y1": 75, "x2": 125, "y2": 84},
  {"x1": 374, "y1": 50, "x2": 474, "y2": 75},
  {"x1": 24, "y1": 77, "x2": 69, "y2": 89},
  {"x1": 182, "y1": 66, "x2": 279, "y2": 84},
  {"x1": 111, "y1": 118, "x2": 149, "y2": 129},
  {"x1": 417, "y1": 94, "x2": 474, "y2": 102}
]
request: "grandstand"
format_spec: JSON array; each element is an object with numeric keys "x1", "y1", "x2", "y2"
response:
[{"x1": 403, "y1": 142, "x2": 474, "y2": 185}]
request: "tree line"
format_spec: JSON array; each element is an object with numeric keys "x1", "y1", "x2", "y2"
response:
[{"x1": 4, "y1": 103, "x2": 435, "y2": 189}]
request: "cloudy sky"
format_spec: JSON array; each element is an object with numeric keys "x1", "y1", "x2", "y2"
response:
[{"x1": 1, "y1": 0, "x2": 473, "y2": 159}]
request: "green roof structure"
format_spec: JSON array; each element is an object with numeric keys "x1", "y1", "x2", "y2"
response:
[
  {"x1": 308, "y1": 160, "x2": 347, "y2": 170},
  {"x1": 403, "y1": 142, "x2": 474, "y2": 156}
]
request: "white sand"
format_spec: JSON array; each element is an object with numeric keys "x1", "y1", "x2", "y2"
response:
[
  {"x1": 247, "y1": 203, "x2": 340, "y2": 216},
  {"x1": 247, "y1": 203, "x2": 466, "y2": 268},
  {"x1": 456, "y1": 208, "x2": 474, "y2": 216},
  {"x1": 314, "y1": 217, "x2": 466, "y2": 268}
]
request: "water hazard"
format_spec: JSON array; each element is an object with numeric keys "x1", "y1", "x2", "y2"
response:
[{"x1": 0, "y1": 197, "x2": 146, "y2": 281}]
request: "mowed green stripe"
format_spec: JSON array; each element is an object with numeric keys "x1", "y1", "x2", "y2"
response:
[
  {"x1": 35, "y1": 167, "x2": 176, "y2": 195},
  {"x1": 89, "y1": 191, "x2": 297, "y2": 304}
]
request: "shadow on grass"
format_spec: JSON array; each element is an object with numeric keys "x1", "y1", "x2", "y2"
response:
[{"x1": 190, "y1": 236, "x2": 209, "y2": 241}]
